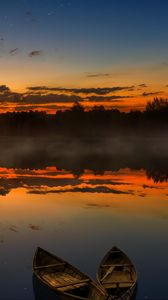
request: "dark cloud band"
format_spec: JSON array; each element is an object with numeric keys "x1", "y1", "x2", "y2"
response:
[{"x1": 27, "y1": 85, "x2": 135, "y2": 95}]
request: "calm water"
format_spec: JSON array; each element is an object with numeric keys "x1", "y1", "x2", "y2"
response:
[{"x1": 0, "y1": 138, "x2": 168, "y2": 300}]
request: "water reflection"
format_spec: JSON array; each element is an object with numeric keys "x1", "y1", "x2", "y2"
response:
[
  {"x1": 0, "y1": 139, "x2": 168, "y2": 300},
  {"x1": 0, "y1": 166, "x2": 167, "y2": 198}
]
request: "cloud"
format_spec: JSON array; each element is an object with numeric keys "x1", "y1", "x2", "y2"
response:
[
  {"x1": 0, "y1": 85, "x2": 10, "y2": 93},
  {"x1": 86, "y1": 72, "x2": 111, "y2": 78},
  {"x1": 0, "y1": 90, "x2": 22, "y2": 103},
  {"x1": 25, "y1": 11, "x2": 32, "y2": 16},
  {"x1": 14, "y1": 104, "x2": 63, "y2": 112},
  {"x1": 0, "y1": 37, "x2": 4, "y2": 46},
  {"x1": 29, "y1": 224, "x2": 41, "y2": 231},
  {"x1": 0, "y1": 86, "x2": 83, "y2": 106},
  {"x1": 157, "y1": 62, "x2": 168, "y2": 69},
  {"x1": 29, "y1": 50, "x2": 42, "y2": 57},
  {"x1": 9, "y1": 48, "x2": 18, "y2": 55},
  {"x1": 27, "y1": 86, "x2": 135, "y2": 95},
  {"x1": 23, "y1": 93, "x2": 82, "y2": 104},
  {"x1": 25, "y1": 11, "x2": 37, "y2": 23},
  {"x1": 1, "y1": 83, "x2": 163, "y2": 112},
  {"x1": 139, "y1": 84, "x2": 147, "y2": 88},
  {"x1": 0, "y1": 83, "x2": 134, "y2": 110},
  {"x1": 86, "y1": 95, "x2": 133, "y2": 102},
  {"x1": 86, "y1": 203, "x2": 111, "y2": 208},
  {"x1": 146, "y1": 62, "x2": 168, "y2": 73},
  {"x1": 9, "y1": 226, "x2": 18, "y2": 233},
  {"x1": 128, "y1": 88, "x2": 135, "y2": 92},
  {"x1": 142, "y1": 91, "x2": 162, "y2": 97}
]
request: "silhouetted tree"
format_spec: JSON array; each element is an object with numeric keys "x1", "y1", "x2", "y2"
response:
[
  {"x1": 70, "y1": 101, "x2": 84, "y2": 113},
  {"x1": 146, "y1": 97, "x2": 168, "y2": 112}
]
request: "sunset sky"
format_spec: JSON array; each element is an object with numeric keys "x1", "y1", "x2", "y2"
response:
[{"x1": 1, "y1": 0, "x2": 168, "y2": 112}]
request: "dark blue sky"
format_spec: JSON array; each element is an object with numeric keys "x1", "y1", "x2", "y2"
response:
[{"x1": 1, "y1": 0, "x2": 168, "y2": 49}]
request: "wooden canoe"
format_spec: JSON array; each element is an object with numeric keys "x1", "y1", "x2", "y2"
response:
[
  {"x1": 97, "y1": 246, "x2": 137, "y2": 300},
  {"x1": 33, "y1": 247, "x2": 113, "y2": 300}
]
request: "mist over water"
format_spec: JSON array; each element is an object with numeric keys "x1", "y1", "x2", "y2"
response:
[
  {"x1": 0, "y1": 135, "x2": 168, "y2": 172},
  {"x1": 0, "y1": 136, "x2": 168, "y2": 300}
]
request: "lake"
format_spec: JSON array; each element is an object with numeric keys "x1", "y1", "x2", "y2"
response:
[{"x1": 0, "y1": 137, "x2": 168, "y2": 300}]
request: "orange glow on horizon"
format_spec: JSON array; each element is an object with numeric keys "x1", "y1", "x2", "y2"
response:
[{"x1": 1, "y1": 81, "x2": 168, "y2": 113}]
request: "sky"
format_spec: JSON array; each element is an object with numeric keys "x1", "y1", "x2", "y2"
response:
[{"x1": 1, "y1": 0, "x2": 168, "y2": 113}]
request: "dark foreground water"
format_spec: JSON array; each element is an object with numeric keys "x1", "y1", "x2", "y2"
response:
[{"x1": 0, "y1": 137, "x2": 168, "y2": 300}]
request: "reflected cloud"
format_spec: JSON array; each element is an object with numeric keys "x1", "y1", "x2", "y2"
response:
[
  {"x1": 86, "y1": 179, "x2": 131, "y2": 185},
  {"x1": 27, "y1": 186, "x2": 134, "y2": 195},
  {"x1": 142, "y1": 184, "x2": 163, "y2": 189},
  {"x1": 9, "y1": 226, "x2": 18, "y2": 233},
  {"x1": 138, "y1": 193, "x2": 146, "y2": 198},
  {"x1": 85, "y1": 203, "x2": 111, "y2": 208},
  {"x1": 29, "y1": 224, "x2": 41, "y2": 231},
  {"x1": 0, "y1": 188, "x2": 9, "y2": 196}
]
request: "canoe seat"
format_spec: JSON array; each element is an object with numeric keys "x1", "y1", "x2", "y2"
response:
[{"x1": 103, "y1": 281, "x2": 133, "y2": 288}]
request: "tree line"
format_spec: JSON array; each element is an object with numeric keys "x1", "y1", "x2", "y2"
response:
[{"x1": 0, "y1": 97, "x2": 168, "y2": 136}]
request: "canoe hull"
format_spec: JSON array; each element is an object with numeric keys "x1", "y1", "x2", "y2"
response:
[
  {"x1": 97, "y1": 246, "x2": 137, "y2": 300},
  {"x1": 33, "y1": 247, "x2": 112, "y2": 300}
]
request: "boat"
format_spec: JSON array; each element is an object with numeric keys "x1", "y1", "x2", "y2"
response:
[
  {"x1": 97, "y1": 246, "x2": 137, "y2": 300},
  {"x1": 33, "y1": 247, "x2": 113, "y2": 300}
]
